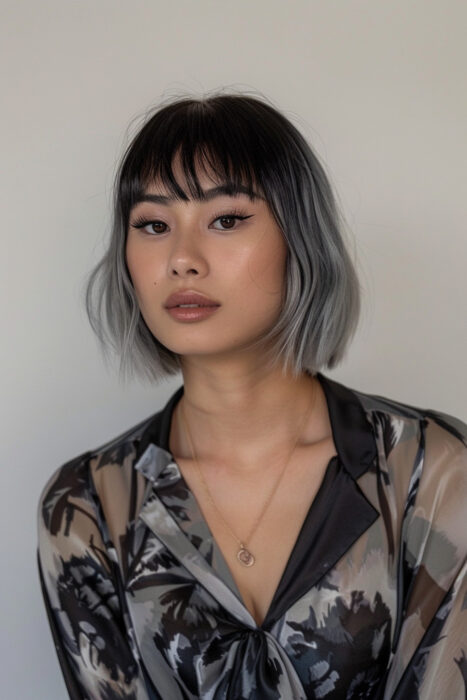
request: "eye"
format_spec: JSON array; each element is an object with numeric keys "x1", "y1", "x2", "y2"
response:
[
  {"x1": 211, "y1": 211, "x2": 253, "y2": 230},
  {"x1": 130, "y1": 217, "x2": 168, "y2": 235},
  {"x1": 129, "y1": 210, "x2": 253, "y2": 236}
]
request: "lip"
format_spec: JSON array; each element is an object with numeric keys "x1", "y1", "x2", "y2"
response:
[
  {"x1": 166, "y1": 305, "x2": 220, "y2": 322},
  {"x1": 164, "y1": 289, "x2": 221, "y2": 309}
]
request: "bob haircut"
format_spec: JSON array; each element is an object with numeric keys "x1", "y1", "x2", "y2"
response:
[{"x1": 85, "y1": 90, "x2": 361, "y2": 383}]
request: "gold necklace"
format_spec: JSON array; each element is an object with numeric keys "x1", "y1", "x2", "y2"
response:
[{"x1": 178, "y1": 379, "x2": 317, "y2": 568}]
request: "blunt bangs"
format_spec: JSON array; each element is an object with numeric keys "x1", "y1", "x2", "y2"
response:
[
  {"x1": 85, "y1": 90, "x2": 362, "y2": 384},
  {"x1": 118, "y1": 96, "x2": 292, "y2": 221}
]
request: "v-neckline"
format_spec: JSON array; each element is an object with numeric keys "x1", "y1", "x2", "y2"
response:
[
  {"x1": 164, "y1": 451, "x2": 342, "y2": 629},
  {"x1": 134, "y1": 372, "x2": 380, "y2": 631}
]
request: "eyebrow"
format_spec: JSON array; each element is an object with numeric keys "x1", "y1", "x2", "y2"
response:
[{"x1": 132, "y1": 183, "x2": 264, "y2": 206}]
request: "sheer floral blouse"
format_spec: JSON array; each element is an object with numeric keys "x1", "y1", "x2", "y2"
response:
[{"x1": 37, "y1": 373, "x2": 467, "y2": 699}]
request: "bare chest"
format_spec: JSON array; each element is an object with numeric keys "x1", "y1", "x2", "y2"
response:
[{"x1": 176, "y1": 439, "x2": 337, "y2": 627}]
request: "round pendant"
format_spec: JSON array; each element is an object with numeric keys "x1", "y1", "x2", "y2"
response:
[{"x1": 237, "y1": 546, "x2": 255, "y2": 567}]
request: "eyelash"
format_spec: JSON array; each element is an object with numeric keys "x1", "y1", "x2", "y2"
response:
[{"x1": 130, "y1": 209, "x2": 252, "y2": 236}]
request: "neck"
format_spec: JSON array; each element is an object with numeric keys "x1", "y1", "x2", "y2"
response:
[{"x1": 170, "y1": 356, "x2": 324, "y2": 473}]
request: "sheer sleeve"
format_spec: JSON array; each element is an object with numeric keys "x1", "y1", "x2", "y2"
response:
[
  {"x1": 37, "y1": 454, "x2": 153, "y2": 700},
  {"x1": 383, "y1": 413, "x2": 467, "y2": 699}
]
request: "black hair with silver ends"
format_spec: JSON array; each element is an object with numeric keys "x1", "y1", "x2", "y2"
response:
[{"x1": 85, "y1": 90, "x2": 361, "y2": 383}]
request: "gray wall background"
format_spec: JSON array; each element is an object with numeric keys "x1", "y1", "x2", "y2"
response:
[{"x1": 1, "y1": 1, "x2": 465, "y2": 697}]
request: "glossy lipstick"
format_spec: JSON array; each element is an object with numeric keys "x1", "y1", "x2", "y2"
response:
[
  {"x1": 166, "y1": 305, "x2": 220, "y2": 322},
  {"x1": 164, "y1": 289, "x2": 220, "y2": 309},
  {"x1": 164, "y1": 289, "x2": 221, "y2": 322}
]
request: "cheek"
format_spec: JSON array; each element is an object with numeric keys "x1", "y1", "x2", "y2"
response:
[
  {"x1": 246, "y1": 232, "x2": 287, "y2": 295},
  {"x1": 125, "y1": 239, "x2": 155, "y2": 296},
  {"x1": 125, "y1": 236, "x2": 137, "y2": 278}
]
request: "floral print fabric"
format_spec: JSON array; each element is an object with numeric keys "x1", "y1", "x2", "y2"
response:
[{"x1": 37, "y1": 373, "x2": 467, "y2": 699}]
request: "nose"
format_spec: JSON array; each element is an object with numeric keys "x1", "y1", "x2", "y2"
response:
[{"x1": 167, "y1": 226, "x2": 208, "y2": 278}]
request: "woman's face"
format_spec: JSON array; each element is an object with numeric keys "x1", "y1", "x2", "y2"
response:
[{"x1": 125, "y1": 157, "x2": 288, "y2": 365}]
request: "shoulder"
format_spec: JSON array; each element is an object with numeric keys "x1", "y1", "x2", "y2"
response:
[
  {"x1": 350, "y1": 382, "x2": 467, "y2": 557},
  {"x1": 37, "y1": 410, "x2": 159, "y2": 547},
  {"x1": 353, "y1": 383, "x2": 466, "y2": 463},
  {"x1": 345, "y1": 383, "x2": 466, "y2": 583},
  {"x1": 340, "y1": 379, "x2": 467, "y2": 522},
  {"x1": 319, "y1": 372, "x2": 466, "y2": 470}
]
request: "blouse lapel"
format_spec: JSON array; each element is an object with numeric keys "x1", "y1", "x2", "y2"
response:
[
  {"x1": 134, "y1": 442, "x2": 256, "y2": 628},
  {"x1": 258, "y1": 374, "x2": 380, "y2": 629},
  {"x1": 261, "y1": 456, "x2": 379, "y2": 629}
]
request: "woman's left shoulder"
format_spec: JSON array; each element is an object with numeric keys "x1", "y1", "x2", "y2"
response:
[
  {"x1": 350, "y1": 385, "x2": 467, "y2": 518},
  {"x1": 354, "y1": 384, "x2": 467, "y2": 458},
  {"x1": 420, "y1": 407, "x2": 467, "y2": 481}
]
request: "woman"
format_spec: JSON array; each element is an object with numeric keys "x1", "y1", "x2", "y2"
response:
[{"x1": 37, "y1": 92, "x2": 466, "y2": 699}]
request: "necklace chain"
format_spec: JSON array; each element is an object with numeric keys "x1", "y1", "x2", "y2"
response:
[{"x1": 178, "y1": 378, "x2": 317, "y2": 567}]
